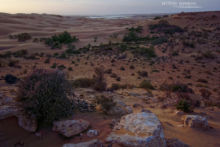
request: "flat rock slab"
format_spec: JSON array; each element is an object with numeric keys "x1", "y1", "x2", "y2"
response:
[
  {"x1": 106, "y1": 112, "x2": 166, "y2": 147},
  {"x1": 53, "y1": 119, "x2": 90, "y2": 137}
]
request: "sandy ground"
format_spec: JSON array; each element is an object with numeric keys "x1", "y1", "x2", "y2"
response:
[{"x1": 0, "y1": 11, "x2": 220, "y2": 147}]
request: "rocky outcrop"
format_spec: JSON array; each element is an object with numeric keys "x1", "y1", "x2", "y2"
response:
[
  {"x1": 106, "y1": 111, "x2": 166, "y2": 147},
  {"x1": 17, "y1": 113, "x2": 37, "y2": 132},
  {"x1": 53, "y1": 119, "x2": 90, "y2": 137},
  {"x1": 166, "y1": 138, "x2": 190, "y2": 147},
  {"x1": 63, "y1": 139, "x2": 101, "y2": 147},
  {"x1": 183, "y1": 115, "x2": 208, "y2": 129}
]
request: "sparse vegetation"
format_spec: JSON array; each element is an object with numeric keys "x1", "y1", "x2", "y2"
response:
[
  {"x1": 93, "y1": 66, "x2": 107, "y2": 91},
  {"x1": 9, "y1": 33, "x2": 32, "y2": 42},
  {"x1": 139, "y1": 80, "x2": 155, "y2": 90},
  {"x1": 96, "y1": 95, "x2": 116, "y2": 114},
  {"x1": 149, "y1": 20, "x2": 184, "y2": 35},
  {"x1": 4, "y1": 74, "x2": 18, "y2": 84},
  {"x1": 44, "y1": 31, "x2": 78, "y2": 49},
  {"x1": 72, "y1": 78, "x2": 95, "y2": 88},
  {"x1": 176, "y1": 99, "x2": 191, "y2": 113}
]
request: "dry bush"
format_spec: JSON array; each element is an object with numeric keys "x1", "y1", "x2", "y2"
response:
[
  {"x1": 17, "y1": 69, "x2": 74, "y2": 126},
  {"x1": 93, "y1": 66, "x2": 107, "y2": 91}
]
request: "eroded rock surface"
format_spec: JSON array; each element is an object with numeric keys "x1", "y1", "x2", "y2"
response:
[
  {"x1": 53, "y1": 119, "x2": 90, "y2": 137},
  {"x1": 183, "y1": 115, "x2": 208, "y2": 129},
  {"x1": 106, "y1": 111, "x2": 166, "y2": 147}
]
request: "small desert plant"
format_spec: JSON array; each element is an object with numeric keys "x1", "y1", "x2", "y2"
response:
[
  {"x1": 58, "y1": 65, "x2": 66, "y2": 70},
  {"x1": 4, "y1": 74, "x2": 18, "y2": 84},
  {"x1": 200, "y1": 89, "x2": 212, "y2": 99},
  {"x1": 51, "y1": 63, "x2": 57, "y2": 69},
  {"x1": 93, "y1": 67, "x2": 107, "y2": 91},
  {"x1": 13, "y1": 50, "x2": 28, "y2": 58},
  {"x1": 17, "y1": 33, "x2": 32, "y2": 42},
  {"x1": 17, "y1": 69, "x2": 74, "y2": 127},
  {"x1": 72, "y1": 78, "x2": 94, "y2": 88},
  {"x1": 96, "y1": 95, "x2": 116, "y2": 114},
  {"x1": 109, "y1": 83, "x2": 134, "y2": 91},
  {"x1": 138, "y1": 71, "x2": 148, "y2": 77},
  {"x1": 139, "y1": 80, "x2": 155, "y2": 90},
  {"x1": 176, "y1": 99, "x2": 191, "y2": 113}
]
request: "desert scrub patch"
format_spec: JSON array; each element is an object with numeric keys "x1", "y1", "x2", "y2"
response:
[
  {"x1": 9, "y1": 33, "x2": 32, "y2": 42},
  {"x1": 132, "y1": 47, "x2": 157, "y2": 59},
  {"x1": 71, "y1": 78, "x2": 95, "y2": 88},
  {"x1": 93, "y1": 66, "x2": 107, "y2": 91},
  {"x1": 149, "y1": 20, "x2": 184, "y2": 35},
  {"x1": 17, "y1": 69, "x2": 74, "y2": 127},
  {"x1": 96, "y1": 95, "x2": 116, "y2": 114},
  {"x1": 139, "y1": 80, "x2": 155, "y2": 90},
  {"x1": 109, "y1": 83, "x2": 134, "y2": 91},
  {"x1": 176, "y1": 99, "x2": 191, "y2": 113},
  {"x1": 160, "y1": 83, "x2": 193, "y2": 93},
  {"x1": 44, "y1": 31, "x2": 78, "y2": 49}
]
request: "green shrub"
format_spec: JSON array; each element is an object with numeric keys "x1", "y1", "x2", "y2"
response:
[
  {"x1": 139, "y1": 80, "x2": 155, "y2": 90},
  {"x1": 58, "y1": 65, "x2": 66, "y2": 70},
  {"x1": 13, "y1": 50, "x2": 28, "y2": 58},
  {"x1": 176, "y1": 100, "x2": 191, "y2": 113},
  {"x1": 17, "y1": 69, "x2": 74, "y2": 126},
  {"x1": 0, "y1": 51, "x2": 12, "y2": 58},
  {"x1": 45, "y1": 31, "x2": 78, "y2": 49},
  {"x1": 51, "y1": 63, "x2": 57, "y2": 69},
  {"x1": 132, "y1": 47, "x2": 157, "y2": 59}
]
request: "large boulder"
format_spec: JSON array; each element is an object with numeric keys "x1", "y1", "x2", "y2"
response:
[
  {"x1": 17, "y1": 113, "x2": 37, "y2": 132},
  {"x1": 183, "y1": 115, "x2": 208, "y2": 129},
  {"x1": 53, "y1": 119, "x2": 90, "y2": 137},
  {"x1": 63, "y1": 139, "x2": 101, "y2": 147},
  {"x1": 166, "y1": 138, "x2": 190, "y2": 147},
  {"x1": 106, "y1": 111, "x2": 166, "y2": 147}
]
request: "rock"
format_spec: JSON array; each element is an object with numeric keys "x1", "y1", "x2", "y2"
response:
[
  {"x1": 87, "y1": 129, "x2": 99, "y2": 137},
  {"x1": 106, "y1": 112, "x2": 166, "y2": 147},
  {"x1": 63, "y1": 139, "x2": 101, "y2": 147},
  {"x1": 17, "y1": 113, "x2": 37, "y2": 132},
  {"x1": 0, "y1": 105, "x2": 20, "y2": 120},
  {"x1": 107, "y1": 100, "x2": 133, "y2": 116},
  {"x1": 53, "y1": 119, "x2": 90, "y2": 137},
  {"x1": 175, "y1": 111, "x2": 184, "y2": 116},
  {"x1": 183, "y1": 115, "x2": 208, "y2": 129},
  {"x1": 166, "y1": 138, "x2": 190, "y2": 147}
]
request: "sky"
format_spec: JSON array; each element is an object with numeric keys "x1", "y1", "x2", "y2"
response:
[{"x1": 0, "y1": 0, "x2": 220, "y2": 15}]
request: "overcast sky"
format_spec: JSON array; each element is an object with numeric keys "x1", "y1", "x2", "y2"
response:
[{"x1": 0, "y1": 0, "x2": 220, "y2": 15}]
